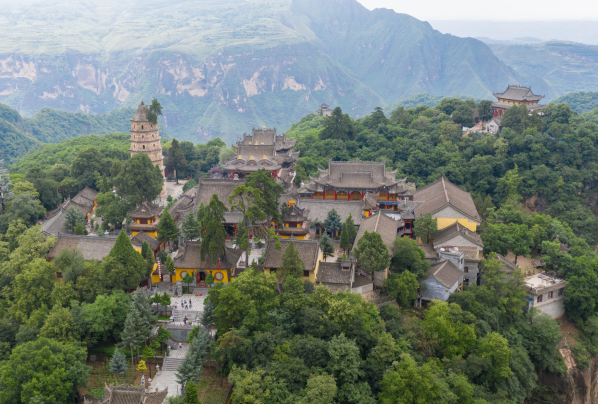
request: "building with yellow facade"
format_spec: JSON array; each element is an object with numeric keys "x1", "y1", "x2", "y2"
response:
[
  {"x1": 413, "y1": 177, "x2": 481, "y2": 232},
  {"x1": 277, "y1": 205, "x2": 309, "y2": 239},
  {"x1": 126, "y1": 202, "x2": 163, "y2": 238},
  {"x1": 172, "y1": 240, "x2": 242, "y2": 285},
  {"x1": 262, "y1": 239, "x2": 323, "y2": 284}
]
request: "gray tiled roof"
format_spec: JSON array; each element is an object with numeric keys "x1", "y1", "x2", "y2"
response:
[
  {"x1": 353, "y1": 212, "x2": 399, "y2": 253},
  {"x1": 296, "y1": 200, "x2": 363, "y2": 225},
  {"x1": 41, "y1": 209, "x2": 68, "y2": 236},
  {"x1": 131, "y1": 231, "x2": 161, "y2": 251},
  {"x1": 316, "y1": 262, "x2": 353, "y2": 284},
  {"x1": 128, "y1": 201, "x2": 163, "y2": 219},
  {"x1": 197, "y1": 179, "x2": 245, "y2": 209},
  {"x1": 491, "y1": 102, "x2": 545, "y2": 111},
  {"x1": 425, "y1": 260, "x2": 463, "y2": 289},
  {"x1": 418, "y1": 244, "x2": 436, "y2": 259},
  {"x1": 169, "y1": 187, "x2": 198, "y2": 218},
  {"x1": 284, "y1": 204, "x2": 308, "y2": 222},
  {"x1": 47, "y1": 235, "x2": 117, "y2": 261},
  {"x1": 493, "y1": 85, "x2": 544, "y2": 102},
  {"x1": 84, "y1": 383, "x2": 168, "y2": 404},
  {"x1": 497, "y1": 253, "x2": 516, "y2": 270},
  {"x1": 434, "y1": 222, "x2": 484, "y2": 248},
  {"x1": 262, "y1": 239, "x2": 320, "y2": 271},
  {"x1": 414, "y1": 177, "x2": 481, "y2": 222},
  {"x1": 174, "y1": 240, "x2": 242, "y2": 269}
]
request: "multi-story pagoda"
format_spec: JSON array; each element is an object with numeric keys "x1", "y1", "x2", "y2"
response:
[
  {"x1": 299, "y1": 160, "x2": 415, "y2": 210},
  {"x1": 492, "y1": 85, "x2": 545, "y2": 117},
  {"x1": 126, "y1": 201, "x2": 163, "y2": 238},
  {"x1": 213, "y1": 126, "x2": 299, "y2": 179},
  {"x1": 277, "y1": 204, "x2": 309, "y2": 239},
  {"x1": 130, "y1": 100, "x2": 166, "y2": 194}
]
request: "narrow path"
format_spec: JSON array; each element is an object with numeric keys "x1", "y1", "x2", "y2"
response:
[{"x1": 151, "y1": 343, "x2": 188, "y2": 397}]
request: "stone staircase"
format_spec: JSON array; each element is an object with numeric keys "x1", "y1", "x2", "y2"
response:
[{"x1": 162, "y1": 356, "x2": 185, "y2": 372}]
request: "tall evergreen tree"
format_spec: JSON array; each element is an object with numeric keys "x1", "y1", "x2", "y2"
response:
[
  {"x1": 141, "y1": 241, "x2": 155, "y2": 277},
  {"x1": 109, "y1": 348, "x2": 128, "y2": 378},
  {"x1": 339, "y1": 223, "x2": 350, "y2": 255},
  {"x1": 167, "y1": 139, "x2": 188, "y2": 184},
  {"x1": 146, "y1": 98, "x2": 163, "y2": 125},
  {"x1": 196, "y1": 202, "x2": 207, "y2": 228},
  {"x1": 278, "y1": 241, "x2": 305, "y2": 281},
  {"x1": 319, "y1": 107, "x2": 354, "y2": 141},
  {"x1": 324, "y1": 209, "x2": 342, "y2": 238},
  {"x1": 176, "y1": 329, "x2": 211, "y2": 392},
  {"x1": 102, "y1": 231, "x2": 146, "y2": 290},
  {"x1": 181, "y1": 211, "x2": 200, "y2": 241},
  {"x1": 320, "y1": 233, "x2": 335, "y2": 261},
  {"x1": 200, "y1": 194, "x2": 227, "y2": 264},
  {"x1": 119, "y1": 305, "x2": 145, "y2": 365},
  {"x1": 345, "y1": 214, "x2": 358, "y2": 247},
  {"x1": 132, "y1": 289, "x2": 156, "y2": 341},
  {"x1": 245, "y1": 170, "x2": 284, "y2": 223}
]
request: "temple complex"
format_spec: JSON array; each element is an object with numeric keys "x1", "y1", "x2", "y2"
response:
[
  {"x1": 212, "y1": 126, "x2": 299, "y2": 179},
  {"x1": 299, "y1": 160, "x2": 415, "y2": 208},
  {"x1": 126, "y1": 202, "x2": 163, "y2": 238},
  {"x1": 492, "y1": 85, "x2": 545, "y2": 117},
  {"x1": 130, "y1": 100, "x2": 166, "y2": 195},
  {"x1": 276, "y1": 204, "x2": 310, "y2": 239}
]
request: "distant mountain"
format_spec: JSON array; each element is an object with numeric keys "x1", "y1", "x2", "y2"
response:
[
  {"x1": 0, "y1": 0, "x2": 520, "y2": 145},
  {"x1": 0, "y1": 103, "x2": 133, "y2": 162},
  {"x1": 488, "y1": 42, "x2": 598, "y2": 99},
  {"x1": 552, "y1": 91, "x2": 598, "y2": 114}
]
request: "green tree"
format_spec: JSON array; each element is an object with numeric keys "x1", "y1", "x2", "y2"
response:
[
  {"x1": 229, "y1": 185, "x2": 267, "y2": 264},
  {"x1": 205, "y1": 273, "x2": 215, "y2": 288},
  {"x1": 383, "y1": 271, "x2": 419, "y2": 307},
  {"x1": 182, "y1": 273, "x2": 194, "y2": 292},
  {"x1": 245, "y1": 170, "x2": 284, "y2": 223},
  {"x1": 345, "y1": 214, "x2": 358, "y2": 250},
  {"x1": 50, "y1": 281, "x2": 78, "y2": 308},
  {"x1": 354, "y1": 231, "x2": 390, "y2": 282},
  {"x1": 319, "y1": 107, "x2": 354, "y2": 141},
  {"x1": 452, "y1": 103, "x2": 475, "y2": 127},
  {"x1": 181, "y1": 212, "x2": 201, "y2": 241},
  {"x1": 413, "y1": 213, "x2": 437, "y2": 244},
  {"x1": 158, "y1": 209, "x2": 180, "y2": 247},
  {"x1": 74, "y1": 222, "x2": 86, "y2": 235},
  {"x1": 95, "y1": 191, "x2": 130, "y2": 229},
  {"x1": 200, "y1": 194, "x2": 227, "y2": 264},
  {"x1": 146, "y1": 98, "x2": 163, "y2": 125},
  {"x1": 324, "y1": 209, "x2": 342, "y2": 237},
  {"x1": 141, "y1": 240, "x2": 155, "y2": 277},
  {"x1": 70, "y1": 148, "x2": 106, "y2": 189},
  {"x1": 339, "y1": 222, "x2": 350, "y2": 254},
  {"x1": 0, "y1": 338, "x2": 90, "y2": 404},
  {"x1": 475, "y1": 332, "x2": 513, "y2": 383},
  {"x1": 279, "y1": 241, "x2": 305, "y2": 281},
  {"x1": 183, "y1": 381, "x2": 200, "y2": 404},
  {"x1": 391, "y1": 237, "x2": 431, "y2": 279},
  {"x1": 176, "y1": 329, "x2": 211, "y2": 389},
  {"x1": 369, "y1": 106, "x2": 389, "y2": 129},
  {"x1": 0, "y1": 192, "x2": 46, "y2": 230},
  {"x1": 298, "y1": 373, "x2": 337, "y2": 404},
  {"x1": 81, "y1": 291, "x2": 131, "y2": 342},
  {"x1": 54, "y1": 247, "x2": 85, "y2": 284},
  {"x1": 109, "y1": 348, "x2": 128, "y2": 378},
  {"x1": 320, "y1": 232, "x2": 335, "y2": 261},
  {"x1": 114, "y1": 153, "x2": 164, "y2": 206},
  {"x1": 101, "y1": 231, "x2": 146, "y2": 290},
  {"x1": 167, "y1": 139, "x2": 188, "y2": 184},
  {"x1": 496, "y1": 165, "x2": 522, "y2": 204},
  {"x1": 39, "y1": 306, "x2": 80, "y2": 342},
  {"x1": 10, "y1": 259, "x2": 57, "y2": 323},
  {"x1": 421, "y1": 301, "x2": 476, "y2": 358},
  {"x1": 477, "y1": 100, "x2": 494, "y2": 121},
  {"x1": 119, "y1": 305, "x2": 145, "y2": 364},
  {"x1": 378, "y1": 353, "x2": 442, "y2": 404},
  {"x1": 502, "y1": 104, "x2": 528, "y2": 133}
]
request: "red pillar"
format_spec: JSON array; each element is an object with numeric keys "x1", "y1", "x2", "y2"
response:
[
  {"x1": 323, "y1": 188, "x2": 326, "y2": 200},
  {"x1": 348, "y1": 190, "x2": 350, "y2": 201},
  {"x1": 335, "y1": 190, "x2": 337, "y2": 201},
  {"x1": 361, "y1": 191, "x2": 364, "y2": 200},
  {"x1": 387, "y1": 191, "x2": 390, "y2": 202}
]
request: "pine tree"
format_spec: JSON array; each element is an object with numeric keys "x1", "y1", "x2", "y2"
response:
[
  {"x1": 132, "y1": 289, "x2": 156, "y2": 342},
  {"x1": 176, "y1": 329, "x2": 211, "y2": 388},
  {"x1": 324, "y1": 209, "x2": 342, "y2": 238},
  {"x1": 181, "y1": 211, "x2": 200, "y2": 241},
  {"x1": 141, "y1": 241, "x2": 155, "y2": 277},
  {"x1": 339, "y1": 223, "x2": 350, "y2": 255},
  {"x1": 120, "y1": 305, "x2": 144, "y2": 366},
  {"x1": 63, "y1": 206, "x2": 86, "y2": 233},
  {"x1": 345, "y1": 214, "x2": 358, "y2": 247},
  {"x1": 196, "y1": 202, "x2": 207, "y2": 228},
  {"x1": 320, "y1": 233, "x2": 335, "y2": 261},
  {"x1": 158, "y1": 210, "x2": 180, "y2": 247},
  {"x1": 166, "y1": 255, "x2": 175, "y2": 274},
  {"x1": 200, "y1": 299, "x2": 215, "y2": 328},
  {"x1": 278, "y1": 241, "x2": 305, "y2": 281},
  {"x1": 183, "y1": 381, "x2": 200, "y2": 404},
  {"x1": 109, "y1": 348, "x2": 128, "y2": 378},
  {"x1": 200, "y1": 195, "x2": 227, "y2": 264},
  {"x1": 73, "y1": 222, "x2": 85, "y2": 235}
]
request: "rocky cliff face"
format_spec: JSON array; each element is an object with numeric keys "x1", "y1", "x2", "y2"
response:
[
  {"x1": 530, "y1": 356, "x2": 598, "y2": 404},
  {"x1": 0, "y1": 0, "x2": 521, "y2": 145}
]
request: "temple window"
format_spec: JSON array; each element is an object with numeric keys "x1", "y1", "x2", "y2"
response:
[
  {"x1": 142, "y1": 125, "x2": 144, "y2": 129},
  {"x1": 143, "y1": 145, "x2": 146, "y2": 149}
]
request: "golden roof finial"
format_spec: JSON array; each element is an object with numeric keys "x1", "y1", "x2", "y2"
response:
[{"x1": 263, "y1": 124, "x2": 266, "y2": 130}]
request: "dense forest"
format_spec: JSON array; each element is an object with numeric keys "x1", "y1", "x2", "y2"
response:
[
  {"x1": 4, "y1": 96, "x2": 598, "y2": 403},
  {"x1": 0, "y1": 103, "x2": 135, "y2": 163}
]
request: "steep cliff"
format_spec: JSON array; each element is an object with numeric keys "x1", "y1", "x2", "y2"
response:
[{"x1": 0, "y1": 0, "x2": 520, "y2": 144}]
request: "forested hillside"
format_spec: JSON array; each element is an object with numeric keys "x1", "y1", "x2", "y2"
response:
[
  {"x1": 553, "y1": 91, "x2": 598, "y2": 114},
  {"x1": 0, "y1": 103, "x2": 134, "y2": 162},
  {"x1": 289, "y1": 101, "x2": 598, "y2": 245}
]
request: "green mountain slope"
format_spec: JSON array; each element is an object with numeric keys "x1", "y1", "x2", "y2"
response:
[
  {"x1": 489, "y1": 42, "x2": 598, "y2": 99},
  {"x1": 0, "y1": 103, "x2": 134, "y2": 162},
  {"x1": 553, "y1": 92, "x2": 598, "y2": 114},
  {"x1": 0, "y1": 0, "x2": 521, "y2": 145}
]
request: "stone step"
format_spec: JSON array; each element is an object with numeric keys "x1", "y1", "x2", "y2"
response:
[{"x1": 162, "y1": 358, "x2": 184, "y2": 371}]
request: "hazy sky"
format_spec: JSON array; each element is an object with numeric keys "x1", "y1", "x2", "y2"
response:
[{"x1": 357, "y1": 0, "x2": 598, "y2": 21}]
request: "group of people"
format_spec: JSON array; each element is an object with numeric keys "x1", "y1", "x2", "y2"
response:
[{"x1": 174, "y1": 299, "x2": 192, "y2": 310}]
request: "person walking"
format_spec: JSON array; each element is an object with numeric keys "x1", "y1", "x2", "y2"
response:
[
  {"x1": 178, "y1": 342, "x2": 182, "y2": 350},
  {"x1": 189, "y1": 300, "x2": 192, "y2": 309}
]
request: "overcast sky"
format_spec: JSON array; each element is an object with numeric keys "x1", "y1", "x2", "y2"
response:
[{"x1": 357, "y1": 0, "x2": 598, "y2": 21}]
